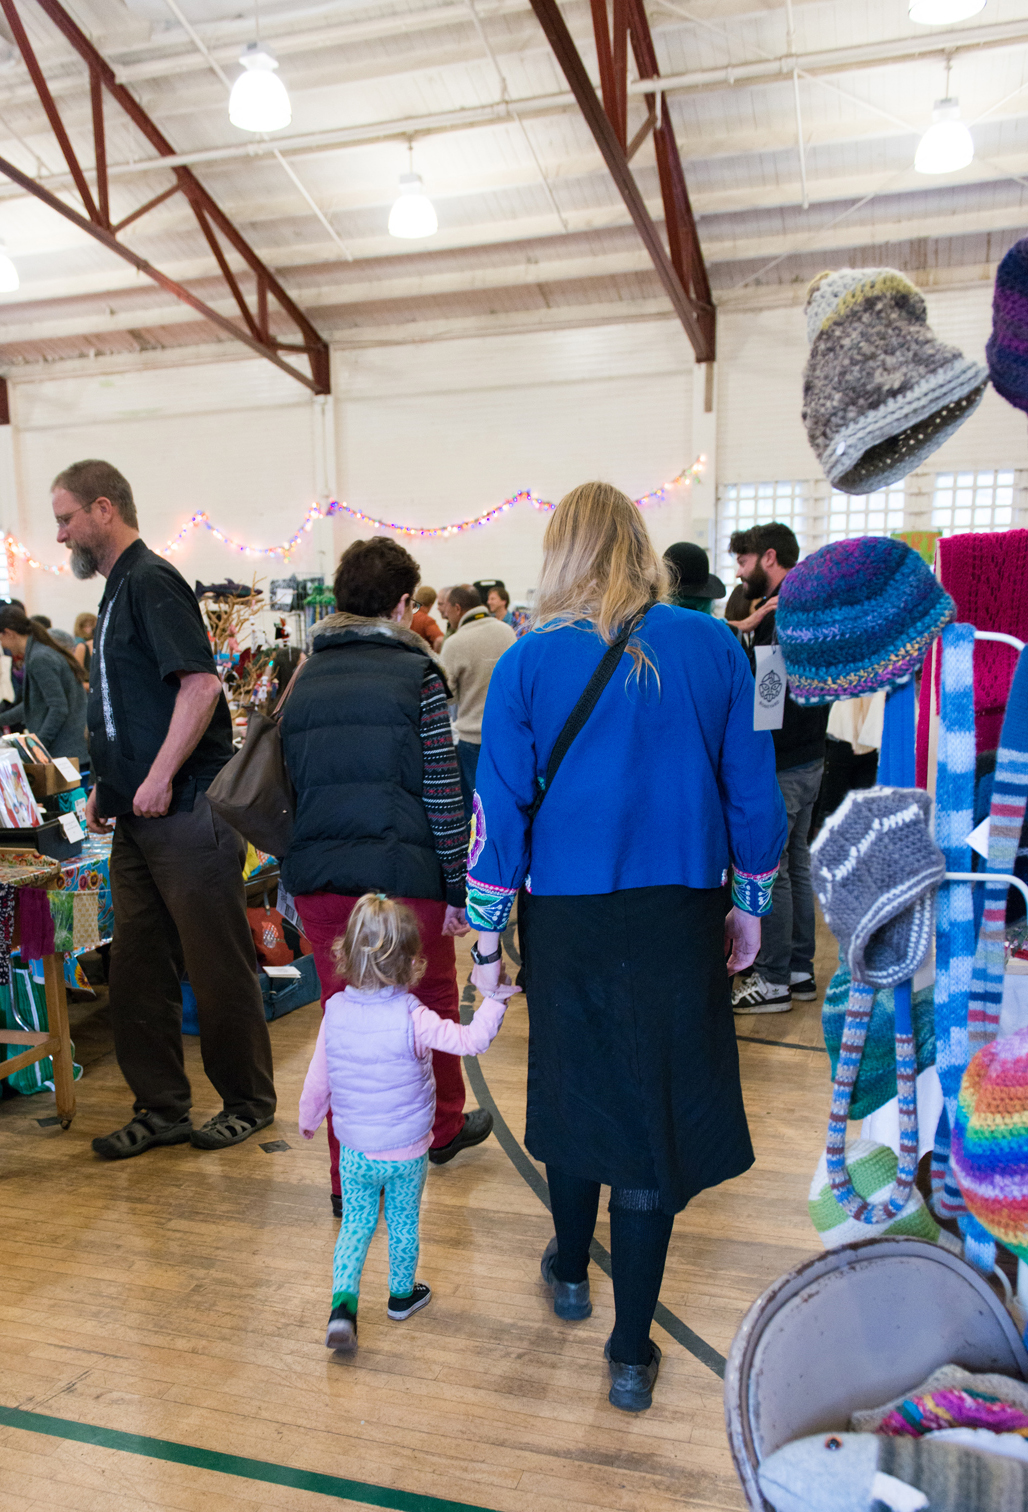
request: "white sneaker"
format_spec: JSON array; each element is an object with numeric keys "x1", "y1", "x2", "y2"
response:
[
  {"x1": 733, "y1": 971, "x2": 792, "y2": 1014},
  {"x1": 790, "y1": 971, "x2": 818, "y2": 1002}
]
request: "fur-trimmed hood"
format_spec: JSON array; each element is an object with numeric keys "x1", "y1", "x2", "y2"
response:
[{"x1": 310, "y1": 611, "x2": 450, "y2": 687}]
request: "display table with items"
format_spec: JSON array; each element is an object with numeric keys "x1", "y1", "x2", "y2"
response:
[{"x1": 0, "y1": 833, "x2": 113, "y2": 1128}]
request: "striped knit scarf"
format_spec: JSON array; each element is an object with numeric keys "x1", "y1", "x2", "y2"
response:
[{"x1": 931, "y1": 624, "x2": 977, "y2": 1221}]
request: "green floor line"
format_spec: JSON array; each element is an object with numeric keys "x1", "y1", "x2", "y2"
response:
[{"x1": 0, "y1": 1404, "x2": 502, "y2": 1512}]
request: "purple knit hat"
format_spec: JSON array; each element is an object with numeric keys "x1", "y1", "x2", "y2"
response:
[
  {"x1": 987, "y1": 238, "x2": 1028, "y2": 414},
  {"x1": 776, "y1": 536, "x2": 954, "y2": 704}
]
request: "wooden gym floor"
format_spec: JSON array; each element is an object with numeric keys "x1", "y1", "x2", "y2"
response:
[{"x1": 0, "y1": 919, "x2": 836, "y2": 1512}]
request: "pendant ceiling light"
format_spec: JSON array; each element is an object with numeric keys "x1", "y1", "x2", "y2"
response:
[
  {"x1": 908, "y1": 0, "x2": 986, "y2": 23},
  {"x1": 915, "y1": 96, "x2": 974, "y2": 174},
  {"x1": 388, "y1": 147, "x2": 438, "y2": 239},
  {"x1": 0, "y1": 244, "x2": 19, "y2": 293},
  {"x1": 229, "y1": 41, "x2": 291, "y2": 133}
]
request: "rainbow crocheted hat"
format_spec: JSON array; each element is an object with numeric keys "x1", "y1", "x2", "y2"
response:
[
  {"x1": 776, "y1": 535, "x2": 954, "y2": 704},
  {"x1": 803, "y1": 268, "x2": 988, "y2": 494},
  {"x1": 952, "y1": 1027, "x2": 1028, "y2": 1262},
  {"x1": 987, "y1": 238, "x2": 1028, "y2": 415}
]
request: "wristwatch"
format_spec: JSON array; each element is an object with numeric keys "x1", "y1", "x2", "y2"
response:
[{"x1": 470, "y1": 942, "x2": 503, "y2": 966}]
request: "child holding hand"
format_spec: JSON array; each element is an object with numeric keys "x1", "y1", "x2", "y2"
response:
[{"x1": 299, "y1": 891, "x2": 515, "y2": 1352}]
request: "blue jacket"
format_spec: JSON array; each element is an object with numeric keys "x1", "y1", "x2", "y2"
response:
[{"x1": 465, "y1": 604, "x2": 787, "y2": 930}]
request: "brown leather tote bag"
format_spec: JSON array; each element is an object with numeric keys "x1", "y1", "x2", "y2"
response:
[{"x1": 206, "y1": 665, "x2": 302, "y2": 857}]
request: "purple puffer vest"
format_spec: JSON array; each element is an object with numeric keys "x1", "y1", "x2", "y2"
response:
[{"x1": 324, "y1": 985, "x2": 435, "y2": 1154}]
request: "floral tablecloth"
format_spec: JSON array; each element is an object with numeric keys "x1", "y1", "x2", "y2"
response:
[{"x1": 47, "y1": 835, "x2": 114, "y2": 956}]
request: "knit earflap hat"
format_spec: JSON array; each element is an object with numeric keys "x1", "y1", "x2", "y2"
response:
[
  {"x1": 952, "y1": 1027, "x2": 1028, "y2": 1261},
  {"x1": 776, "y1": 535, "x2": 954, "y2": 705},
  {"x1": 987, "y1": 237, "x2": 1028, "y2": 415},
  {"x1": 811, "y1": 786, "x2": 945, "y2": 988},
  {"x1": 803, "y1": 268, "x2": 988, "y2": 494}
]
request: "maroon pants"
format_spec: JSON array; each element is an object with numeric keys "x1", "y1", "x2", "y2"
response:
[{"x1": 295, "y1": 892, "x2": 467, "y2": 1197}]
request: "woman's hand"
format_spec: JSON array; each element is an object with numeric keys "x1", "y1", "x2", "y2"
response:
[
  {"x1": 442, "y1": 905, "x2": 470, "y2": 937},
  {"x1": 470, "y1": 929, "x2": 504, "y2": 995},
  {"x1": 724, "y1": 907, "x2": 761, "y2": 974}
]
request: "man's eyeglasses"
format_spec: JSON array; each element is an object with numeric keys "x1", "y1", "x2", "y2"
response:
[{"x1": 54, "y1": 501, "x2": 94, "y2": 529}]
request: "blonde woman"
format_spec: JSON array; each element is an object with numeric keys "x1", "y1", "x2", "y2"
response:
[
  {"x1": 73, "y1": 611, "x2": 96, "y2": 676},
  {"x1": 467, "y1": 482, "x2": 787, "y2": 1412}
]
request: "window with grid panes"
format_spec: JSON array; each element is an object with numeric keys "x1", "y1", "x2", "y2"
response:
[
  {"x1": 825, "y1": 484, "x2": 906, "y2": 543},
  {"x1": 716, "y1": 481, "x2": 808, "y2": 584},
  {"x1": 931, "y1": 471, "x2": 1015, "y2": 535}
]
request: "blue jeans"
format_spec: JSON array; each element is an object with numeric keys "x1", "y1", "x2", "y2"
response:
[
  {"x1": 457, "y1": 739, "x2": 480, "y2": 822},
  {"x1": 755, "y1": 759, "x2": 824, "y2": 987}
]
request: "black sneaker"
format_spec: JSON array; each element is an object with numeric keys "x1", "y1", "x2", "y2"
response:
[
  {"x1": 387, "y1": 1282, "x2": 431, "y2": 1321},
  {"x1": 325, "y1": 1302, "x2": 357, "y2": 1352},
  {"x1": 331, "y1": 1193, "x2": 342, "y2": 1219},
  {"x1": 732, "y1": 971, "x2": 792, "y2": 1015},
  {"x1": 428, "y1": 1108, "x2": 493, "y2": 1165},
  {"x1": 790, "y1": 972, "x2": 818, "y2": 1002}
]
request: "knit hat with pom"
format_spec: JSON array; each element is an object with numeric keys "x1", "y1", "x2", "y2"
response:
[
  {"x1": 803, "y1": 268, "x2": 988, "y2": 494},
  {"x1": 952, "y1": 1027, "x2": 1028, "y2": 1261},
  {"x1": 987, "y1": 238, "x2": 1028, "y2": 415},
  {"x1": 776, "y1": 535, "x2": 954, "y2": 705}
]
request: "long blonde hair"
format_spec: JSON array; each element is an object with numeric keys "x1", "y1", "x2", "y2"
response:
[
  {"x1": 533, "y1": 481, "x2": 668, "y2": 680},
  {"x1": 332, "y1": 893, "x2": 426, "y2": 992}
]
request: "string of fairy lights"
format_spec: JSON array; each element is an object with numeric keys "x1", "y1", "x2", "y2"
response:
[{"x1": 4, "y1": 458, "x2": 705, "y2": 578}]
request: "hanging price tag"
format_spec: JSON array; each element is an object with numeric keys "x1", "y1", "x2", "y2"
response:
[
  {"x1": 58, "y1": 812, "x2": 84, "y2": 842},
  {"x1": 753, "y1": 644, "x2": 787, "y2": 731}
]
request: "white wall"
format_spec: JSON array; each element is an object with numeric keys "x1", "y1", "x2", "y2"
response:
[{"x1": 3, "y1": 321, "x2": 700, "y2": 626}]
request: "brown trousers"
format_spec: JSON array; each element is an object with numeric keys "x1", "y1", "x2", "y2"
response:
[{"x1": 107, "y1": 792, "x2": 276, "y2": 1122}]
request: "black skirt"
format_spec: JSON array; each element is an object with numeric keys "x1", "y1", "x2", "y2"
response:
[{"x1": 521, "y1": 884, "x2": 754, "y2": 1214}]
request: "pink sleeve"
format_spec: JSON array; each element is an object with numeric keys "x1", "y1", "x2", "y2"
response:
[
  {"x1": 410, "y1": 996, "x2": 507, "y2": 1058},
  {"x1": 298, "y1": 1016, "x2": 331, "y2": 1132}
]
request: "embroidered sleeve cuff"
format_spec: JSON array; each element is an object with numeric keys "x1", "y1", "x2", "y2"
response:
[
  {"x1": 732, "y1": 866, "x2": 778, "y2": 916},
  {"x1": 466, "y1": 877, "x2": 518, "y2": 932}
]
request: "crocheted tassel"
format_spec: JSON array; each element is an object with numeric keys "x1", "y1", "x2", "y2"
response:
[
  {"x1": 932, "y1": 623, "x2": 976, "y2": 1217},
  {"x1": 826, "y1": 981, "x2": 919, "y2": 1222},
  {"x1": 960, "y1": 1212, "x2": 997, "y2": 1275}
]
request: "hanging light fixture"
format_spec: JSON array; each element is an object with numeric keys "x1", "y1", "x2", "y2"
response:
[
  {"x1": 0, "y1": 243, "x2": 19, "y2": 294},
  {"x1": 915, "y1": 97, "x2": 974, "y2": 174},
  {"x1": 229, "y1": 41, "x2": 291, "y2": 133},
  {"x1": 909, "y1": 0, "x2": 986, "y2": 24},
  {"x1": 388, "y1": 144, "x2": 438, "y2": 239}
]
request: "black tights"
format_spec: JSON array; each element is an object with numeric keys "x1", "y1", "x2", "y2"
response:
[{"x1": 546, "y1": 1164, "x2": 675, "y2": 1366}]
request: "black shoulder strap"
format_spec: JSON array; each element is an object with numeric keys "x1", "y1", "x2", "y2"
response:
[{"x1": 528, "y1": 610, "x2": 646, "y2": 822}]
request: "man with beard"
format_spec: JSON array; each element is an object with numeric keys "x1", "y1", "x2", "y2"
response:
[
  {"x1": 51, "y1": 459, "x2": 276, "y2": 1159},
  {"x1": 731, "y1": 522, "x2": 830, "y2": 1016}
]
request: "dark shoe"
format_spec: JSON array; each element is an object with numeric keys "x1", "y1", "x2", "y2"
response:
[
  {"x1": 428, "y1": 1108, "x2": 493, "y2": 1165},
  {"x1": 605, "y1": 1336, "x2": 661, "y2": 1412},
  {"x1": 92, "y1": 1111, "x2": 192, "y2": 1161},
  {"x1": 790, "y1": 972, "x2": 818, "y2": 1002},
  {"x1": 732, "y1": 971, "x2": 792, "y2": 1014},
  {"x1": 189, "y1": 1111, "x2": 274, "y2": 1150},
  {"x1": 540, "y1": 1236, "x2": 592, "y2": 1320},
  {"x1": 325, "y1": 1302, "x2": 357, "y2": 1352},
  {"x1": 331, "y1": 1193, "x2": 343, "y2": 1219},
  {"x1": 387, "y1": 1282, "x2": 431, "y2": 1321}
]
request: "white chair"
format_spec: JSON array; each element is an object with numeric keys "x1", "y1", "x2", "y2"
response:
[{"x1": 723, "y1": 1236, "x2": 1028, "y2": 1511}]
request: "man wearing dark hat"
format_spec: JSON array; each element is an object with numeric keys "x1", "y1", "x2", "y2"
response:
[{"x1": 663, "y1": 541, "x2": 726, "y2": 613}]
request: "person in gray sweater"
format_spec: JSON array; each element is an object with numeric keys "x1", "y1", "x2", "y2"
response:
[
  {"x1": 439, "y1": 585, "x2": 516, "y2": 818},
  {"x1": 0, "y1": 605, "x2": 89, "y2": 762}
]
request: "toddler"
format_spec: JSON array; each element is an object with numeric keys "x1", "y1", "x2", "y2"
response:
[{"x1": 299, "y1": 891, "x2": 514, "y2": 1352}]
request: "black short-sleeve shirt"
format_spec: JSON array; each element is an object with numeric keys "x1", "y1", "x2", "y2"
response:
[{"x1": 88, "y1": 539, "x2": 233, "y2": 817}]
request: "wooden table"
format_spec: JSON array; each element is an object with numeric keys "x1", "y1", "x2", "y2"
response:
[{"x1": 0, "y1": 951, "x2": 76, "y2": 1126}]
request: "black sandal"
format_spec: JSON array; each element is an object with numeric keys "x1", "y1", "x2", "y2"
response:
[
  {"x1": 189, "y1": 1111, "x2": 274, "y2": 1149},
  {"x1": 92, "y1": 1112, "x2": 192, "y2": 1161}
]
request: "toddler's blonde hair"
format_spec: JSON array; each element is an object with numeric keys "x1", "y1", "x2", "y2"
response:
[{"x1": 332, "y1": 893, "x2": 426, "y2": 991}]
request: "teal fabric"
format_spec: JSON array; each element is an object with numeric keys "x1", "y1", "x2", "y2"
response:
[
  {"x1": 332, "y1": 1146, "x2": 428, "y2": 1307},
  {"x1": 823, "y1": 956, "x2": 936, "y2": 1120}
]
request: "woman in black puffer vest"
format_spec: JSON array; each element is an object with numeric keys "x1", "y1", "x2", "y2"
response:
[{"x1": 280, "y1": 537, "x2": 494, "y2": 1213}]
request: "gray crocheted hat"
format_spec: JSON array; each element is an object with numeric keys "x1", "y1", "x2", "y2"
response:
[
  {"x1": 810, "y1": 786, "x2": 945, "y2": 987},
  {"x1": 802, "y1": 269, "x2": 988, "y2": 495}
]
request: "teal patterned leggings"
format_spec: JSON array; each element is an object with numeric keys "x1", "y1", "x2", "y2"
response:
[{"x1": 332, "y1": 1146, "x2": 429, "y2": 1312}]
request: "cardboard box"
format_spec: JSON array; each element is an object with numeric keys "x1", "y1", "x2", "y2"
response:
[{"x1": 24, "y1": 758, "x2": 80, "y2": 800}]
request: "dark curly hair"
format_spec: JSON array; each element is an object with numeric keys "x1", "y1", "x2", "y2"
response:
[{"x1": 333, "y1": 537, "x2": 420, "y2": 618}]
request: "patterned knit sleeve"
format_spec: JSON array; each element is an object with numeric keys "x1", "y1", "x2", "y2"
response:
[{"x1": 420, "y1": 667, "x2": 468, "y2": 908}]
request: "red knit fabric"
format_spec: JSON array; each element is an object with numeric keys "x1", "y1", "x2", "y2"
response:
[{"x1": 917, "y1": 530, "x2": 1028, "y2": 786}]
